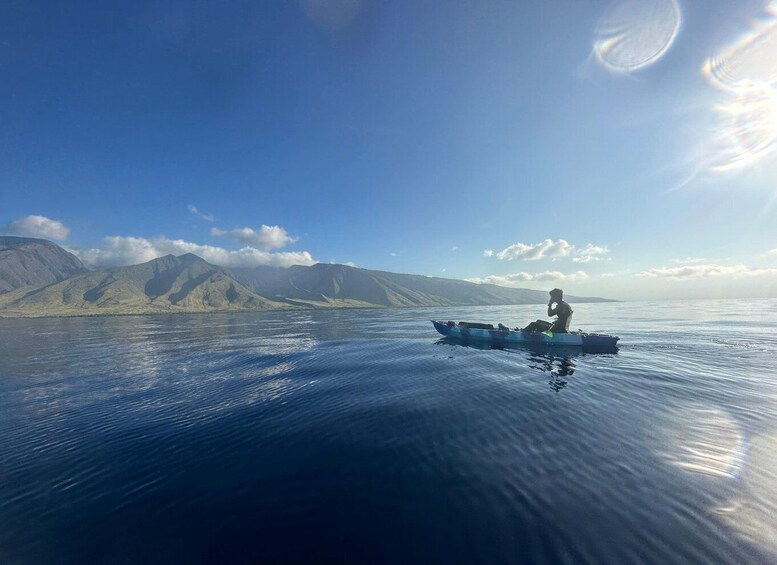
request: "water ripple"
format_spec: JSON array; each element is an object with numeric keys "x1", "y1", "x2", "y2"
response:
[{"x1": 1, "y1": 301, "x2": 776, "y2": 563}]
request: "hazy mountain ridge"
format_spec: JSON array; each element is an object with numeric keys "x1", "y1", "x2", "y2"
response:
[
  {"x1": 0, "y1": 236, "x2": 88, "y2": 293},
  {"x1": 228, "y1": 263, "x2": 601, "y2": 307},
  {"x1": 230, "y1": 263, "x2": 609, "y2": 306},
  {"x1": 0, "y1": 239, "x2": 615, "y2": 317}
]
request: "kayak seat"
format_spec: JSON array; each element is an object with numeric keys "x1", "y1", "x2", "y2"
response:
[{"x1": 522, "y1": 320, "x2": 553, "y2": 333}]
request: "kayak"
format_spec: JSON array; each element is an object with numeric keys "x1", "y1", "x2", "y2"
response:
[{"x1": 432, "y1": 320, "x2": 619, "y2": 352}]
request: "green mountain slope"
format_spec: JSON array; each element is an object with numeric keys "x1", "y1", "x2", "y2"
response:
[
  {"x1": 0, "y1": 254, "x2": 286, "y2": 317},
  {"x1": 0, "y1": 239, "x2": 616, "y2": 317},
  {"x1": 0, "y1": 236, "x2": 88, "y2": 293}
]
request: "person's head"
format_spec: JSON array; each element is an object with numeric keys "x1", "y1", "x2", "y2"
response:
[{"x1": 549, "y1": 288, "x2": 563, "y2": 301}]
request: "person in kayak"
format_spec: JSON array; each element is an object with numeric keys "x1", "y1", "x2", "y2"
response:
[{"x1": 522, "y1": 288, "x2": 573, "y2": 333}]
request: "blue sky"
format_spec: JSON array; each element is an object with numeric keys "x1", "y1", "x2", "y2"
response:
[{"x1": 2, "y1": 0, "x2": 776, "y2": 300}]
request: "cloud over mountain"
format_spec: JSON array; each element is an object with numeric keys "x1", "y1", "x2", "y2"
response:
[
  {"x1": 466, "y1": 270, "x2": 589, "y2": 287},
  {"x1": 211, "y1": 225, "x2": 297, "y2": 250},
  {"x1": 4, "y1": 215, "x2": 69, "y2": 240},
  {"x1": 71, "y1": 236, "x2": 316, "y2": 269}
]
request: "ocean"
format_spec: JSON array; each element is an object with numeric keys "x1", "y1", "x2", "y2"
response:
[{"x1": 1, "y1": 300, "x2": 776, "y2": 564}]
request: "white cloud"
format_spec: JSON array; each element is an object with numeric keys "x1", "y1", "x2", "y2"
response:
[
  {"x1": 670, "y1": 257, "x2": 709, "y2": 264},
  {"x1": 492, "y1": 239, "x2": 573, "y2": 261},
  {"x1": 73, "y1": 236, "x2": 158, "y2": 266},
  {"x1": 466, "y1": 270, "x2": 589, "y2": 287},
  {"x1": 572, "y1": 255, "x2": 607, "y2": 264},
  {"x1": 390, "y1": 252, "x2": 397, "y2": 257},
  {"x1": 211, "y1": 225, "x2": 296, "y2": 250},
  {"x1": 577, "y1": 244, "x2": 608, "y2": 255},
  {"x1": 572, "y1": 244, "x2": 611, "y2": 263},
  {"x1": 636, "y1": 263, "x2": 777, "y2": 280},
  {"x1": 485, "y1": 239, "x2": 610, "y2": 263},
  {"x1": 768, "y1": 248, "x2": 777, "y2": 256},
  {"x1": 4, "y1": 215, "x2": 69, "y2": 240},
  {"x1": 71, "y1": 236, "x2": 316, "y2": 269},
  {"x1": 467, "y1": 272, "x2": 533, "y2": 284},
  {"x1": 187, "y1": 204, "x2": 214, "y2": 222}
]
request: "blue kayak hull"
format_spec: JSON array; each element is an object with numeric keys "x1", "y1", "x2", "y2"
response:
[{"x1": 432, "y1": 320, "x2": 619, "y2": 352}]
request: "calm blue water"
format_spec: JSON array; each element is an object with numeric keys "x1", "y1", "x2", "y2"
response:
[{"x1": 2, "y1": 300, "x2": 777, "y2": 564}]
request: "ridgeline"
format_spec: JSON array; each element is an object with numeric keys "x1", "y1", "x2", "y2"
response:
[{"x1": 0, "y1": 237, "x2": 615, "y2": 317}]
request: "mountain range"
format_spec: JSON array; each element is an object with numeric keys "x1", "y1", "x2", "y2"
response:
[{"x1": 0, "y1": 237, "x2": 615, "y2": 317}]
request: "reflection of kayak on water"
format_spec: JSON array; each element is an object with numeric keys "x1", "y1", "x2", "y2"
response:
[{"x1": 431, "y1": 320, "x2": 619, "y2": 353}]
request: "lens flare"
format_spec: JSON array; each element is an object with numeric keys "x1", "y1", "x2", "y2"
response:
[
  {"x1": 593, "y1": 0, "x2": 681, "y2": 72},
  {"x1": 701, "y1": 2, "x2": 777, "y2": 172},
  {"x1": 716, "y1": 432, "x2": 777, "y2": 557},
  {"x1": 655, "y1": 405, "x2": 746, "y2": 479},
  {"x1": 703, "y1": 1, "x2": 777, "y2": 92}
]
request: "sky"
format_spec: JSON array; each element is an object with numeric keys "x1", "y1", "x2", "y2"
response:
[{"x1": 1, "y1": 0, "x2": 776, "y2": 300}]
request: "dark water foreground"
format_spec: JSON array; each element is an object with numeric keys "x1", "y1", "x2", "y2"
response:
[{"x1": 1, "y1": 300, "x2": 776, "y2": 564}]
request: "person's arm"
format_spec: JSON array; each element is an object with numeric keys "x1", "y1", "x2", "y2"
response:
[{"x1": 548, "y1": 301, "x2": 558, "y2": 316}]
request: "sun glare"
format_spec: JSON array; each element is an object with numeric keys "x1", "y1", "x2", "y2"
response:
[
  {"x1": 717, "y1": 432, "x2": 777, "y2": 556},
  {"x1": 702, "y1": 1, "x2": 777, "y2": 172},
  {"x1": 706, "y1": 81, "x2": 777, "y2": 172},
  {"x1": 656, "y1": 405, "x2": 746, "y2": 479}
]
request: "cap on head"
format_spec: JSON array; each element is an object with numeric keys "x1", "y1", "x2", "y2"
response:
[{"x1": 549, "y1": 288, "x2": 563, "y2": 299}]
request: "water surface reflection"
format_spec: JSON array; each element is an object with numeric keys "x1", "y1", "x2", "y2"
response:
[{"x1": 434, "y1": 337, "x2": 613, "y2": 392}]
